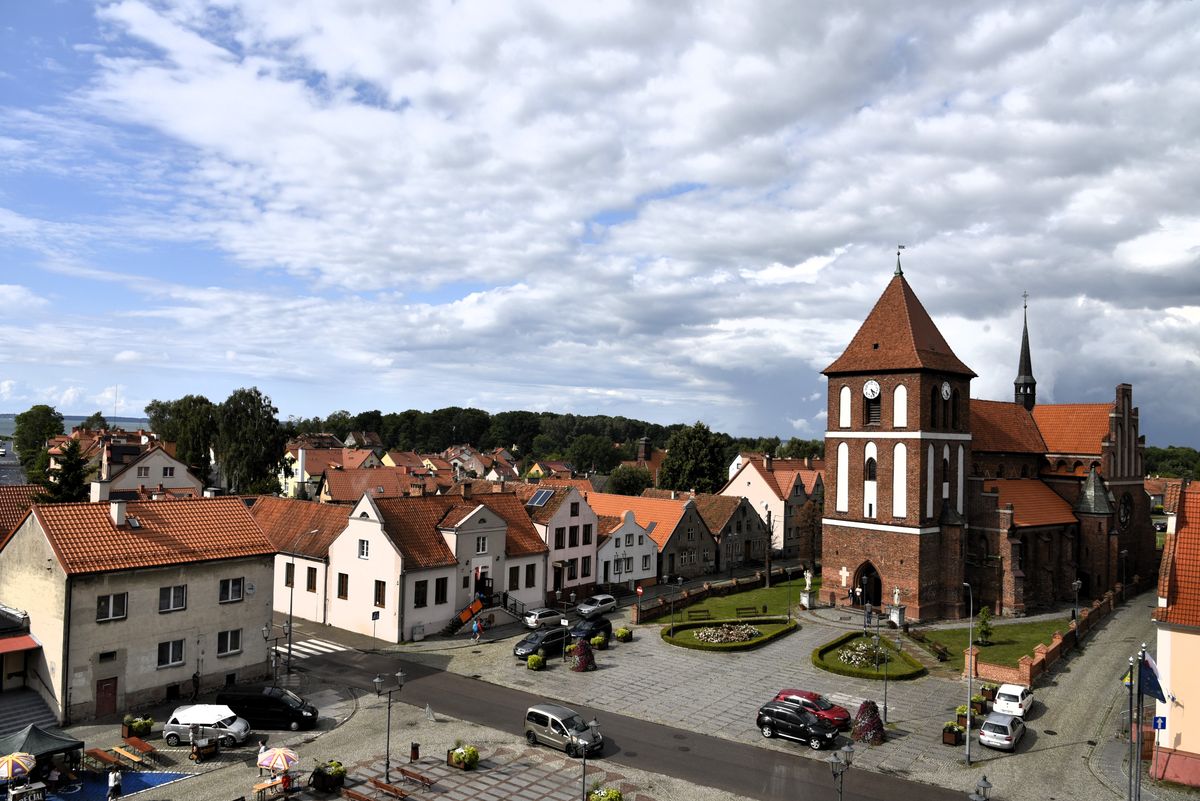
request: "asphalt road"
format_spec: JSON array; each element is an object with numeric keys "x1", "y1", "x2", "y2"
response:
[
  {"x1": 0, "y1": 441, "x2": 26, "y2": 486},
  {"x1": 302, "y1": 647, "x2": 964, "y2": 801}
]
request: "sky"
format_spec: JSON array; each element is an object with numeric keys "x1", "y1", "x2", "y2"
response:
[{"x1": 1, "y1": 1, "x2": 1198, "y2": 448}]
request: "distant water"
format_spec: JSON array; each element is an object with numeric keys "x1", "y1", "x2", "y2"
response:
[{"x1": 0, "y1": 415, "x2": 151, "y2": 439}]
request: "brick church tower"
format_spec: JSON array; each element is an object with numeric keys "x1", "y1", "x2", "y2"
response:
[{"x1": 820, "y1": 260, "x2": 976, "y2": 620}]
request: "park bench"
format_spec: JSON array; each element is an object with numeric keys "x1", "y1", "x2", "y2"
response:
[
  {"x1": 734, "y1": 606, "x2": 759, "y2": 618},
  {"x1": 368, "y1": 777, "x2": 410, "y2": 798},
  {"x1": 686, "y1": 609, "x2": 712, "y2": 621},
  {"x1": 112, "y1": 746, "x2": 144, "y2": 769},
  {"x1": 930, "y1": 642, "x2": 950, "y2": 661},
  {"x1": 396, "y1": 766, "x2": 437, "y2": 789},
  {"x1": 122, "y1": 736, "x2": 162, "y2": 765},
  {"x1": 340, "y1": 788, "x2": 374, "y2": 801},
  {"x1": 83, "y1": 748, "x2": 120, "y2": 771}
]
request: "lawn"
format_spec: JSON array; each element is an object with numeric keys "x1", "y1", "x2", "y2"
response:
[
  {"x1": 924, "y1": 617, "x2": 1072, "y2": 672},
  {"x1": 664, "y1": 620, "x2": 795, "y2": 650},
  {"x1": 667, "y1": 575, "x2": 821, "y2": 621}
]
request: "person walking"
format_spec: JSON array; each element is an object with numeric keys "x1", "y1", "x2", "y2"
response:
[
  {"x1": 471, "y1": 618, "x2": 483, "y2": 644},
  {"x1": 107, "y1": 766, "x2": 122, "y2": 800},
  {"x1": 258, "y1": 739, "x2": 267, "y2": 776}
]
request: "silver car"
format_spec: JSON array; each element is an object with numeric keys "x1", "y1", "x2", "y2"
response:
[
  {"x1": 575, "y1": 594, "x2": 616, "y2": 618},
  {"x1": 979, "y1": 712, "x2": 1025, "y2": 751},
  {"x1": 523, "y1": 607, "x2": 561, "y2": 629},
  {"x1": 524, "y1": 703, "x2": 602, "y2": 757}
]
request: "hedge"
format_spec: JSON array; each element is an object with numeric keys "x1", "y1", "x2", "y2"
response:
[
  {"x1": 660, "y1": 617, "x2": 797, "y2": 651},
  {"x1": 811, "y1": 631, "x2": 926, "y2": 680}
]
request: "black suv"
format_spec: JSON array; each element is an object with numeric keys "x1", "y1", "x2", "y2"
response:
[
  {"x1": 755, "y1": 701, "x2": 840, "y2": 749},
  {"x1": 569, "y1": 617, "x2": 613, "y2": 642},
  {"x1": 513, "y1": 626, "x2": 571, "y2": 660}
]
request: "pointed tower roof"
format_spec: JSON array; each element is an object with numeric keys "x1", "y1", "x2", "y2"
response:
[
  {"x1": 1016, "y1": 296, "x2": 1034, "y2": 382},
  {"x1": 823, "y1": 274, "x2": 976, "y2": 377},
  {"x1": 1075, "y1": 466, "x2": 1113, "y2": 515}
]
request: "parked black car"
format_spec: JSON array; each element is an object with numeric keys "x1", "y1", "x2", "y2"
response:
[
  {"x1": 569, "y1": 616, "x2": 613, "y2": 642},
  {"x1": 514, "y1": 626, "x2": 571, "y2": 659},
  {"x1": 755, "y1": 701, "x2": 840, "y2": 749},
  {"x1": 214, "y1": 686, "x2": 318, "y2": 731}
]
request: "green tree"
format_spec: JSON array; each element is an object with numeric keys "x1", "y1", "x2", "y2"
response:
[
  {"x1": 607, "y1": 465, "x2": 652, "y2": 496},
  {"x1": 778, "y1": 438, "x2": 824, "y2": 460},
  {"x1": 36, "y1": 439, "x2": 89, "y2": 503},
  {"x1": 323, "y1": 410, "x2": 354, "y2": 441},
  {"x1": 80, "y1": 411, "x2": 109, "y2": 431},
  {"x1": 216, "y1": 387, "x2": 287, "y2": 494},
  {"x1": 352, "y1": 409, "x2": 384, "y2": 437},
  {"x1": 976, "y1": 606, "x2": 993, "y2": 645},
  {"x1": 567, "y1": 434, "x2": 620, "y2": 474},
  {"x1": 145, "y1": 395, "x2": 217, "y2": 481},
  {"x1": 657, "y1": 422, "x2": 725, "y2": 494},
  {"x1": 14, "y1": 404, "x2": 64, "y2": 473}
]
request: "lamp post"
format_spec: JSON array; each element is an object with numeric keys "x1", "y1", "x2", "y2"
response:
[
  {"x1": 964, "y1": 581, "x2": 974, "y2": 767},
  {"x1": 579, "y1": 717, "x2": 599, "y2": 801},
  {"x1": 786, "y1": 567, "x2": 794, "y2": 620},
  {"x1": 372, "y1": 670, "x2": 406, "y2": 785},
  {"x1": 967, "y1": 774, "x2": 992, "y2": 800},
  {"x1": 1120, "y1": 548, "x2": 1129, "y2": 590},
  {"x1": 1072, "y1": 578, "x2": 1083, "y2": 623},
  {"x1": 285, "y1": 528, "x2": 318, "y2": 674},
  {"x1": 874, "y1": 612, "x2": 890, "y2": 724},
  {"x1": 261, "y1": 625, "x2": 282, "y2": 685},
  {"x1": 761, "y1": 503, "x2": 773, "y2": 588},
  {"x1": 827, "y1": 742, "x2": 854, "y2": 800}
]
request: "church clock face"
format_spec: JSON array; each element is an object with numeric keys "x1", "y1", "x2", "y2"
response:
[
  {"x1": 1118, "y1": 492, "x2": 1133, "y2": 530},
  {"x1": 941, "y1": 381, "x2": 952, "y2": 400},
  {"x1": 863, "y1": 380, "x2": 881, "y2": 399}
]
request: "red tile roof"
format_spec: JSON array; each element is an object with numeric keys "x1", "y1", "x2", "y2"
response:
[
  {"x1": 339, "y1": 450, "x2": 377, "y2": 469},
  {"x1": 1155, "y1": 486, "x2": 1200, "y2": 627},
  {"x1": 723, "y1": 457, "x2": 824, "y2": 501},
  {"x1": 536, "y1": 478, "x2": 595, "y2": 493},
  {"x1": 249, "y1": 496, "x2": 351, "y2": 558},
  {"x1": 1166, "y1": 481, "x2": 1185, "y2": 515},
  {"x1": 0, "y1": 485, "x2": 40, "y2": 545},
  {"x1": 27, "y1": 497, "x2": 275, "y2": 575},
  {"x1": 583, "y1": 492, "x2": 690, "y2": 550},
  {"x1": 690, "y1": 493, "x2": 741, "y2": 534},
  {"x1": 386, "y1": 451, "x2": 428, "y2": 471},
  {"x1": 1032, "y1": 403, "x2": 1112, "y2": 455},
  {"x1": 982, "y1": 479, "x2": 1078, "y2": 527},
  {"x1": 323, "y1": 468, "x2": 424, "y2": 503},
  {"x1": 970, "y1": 400, "x2": 1047, "y2": 454},
  {"x1": 823, "y1": 274, "x2": 975, "y2": 377},
  {"x1": 509, "y1": 483, "x2": 570, "y2": 525}
]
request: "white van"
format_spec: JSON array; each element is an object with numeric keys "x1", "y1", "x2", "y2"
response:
[{"x1": 163, "y1": 704, "x2": 253, "y2": 747}]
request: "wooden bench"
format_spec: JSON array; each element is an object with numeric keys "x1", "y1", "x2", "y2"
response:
[
  {"x1": 368, "y1": 777, "x2": 409, "y2": 798},
  {"x1": 253, "y1": 778, "x2": 284, "y2": 801},
  {"x1": 112, "y1": 746, "x2": 144, "y2": 769},
  {"x1": 686, "y1": 609, "x2": 712, "y2": 621},
  {"x1": 340, "y1": 788, "x2": 375, "y2": 801},
  {"x1": 734, "y1": 606, "x2": 759, "y2": 618},
  {"x1": 396, "y1": 765, "x2": 437, "y2": 789},
  {"x1": 83, "y1": 748, "x2": 119, "y2": 771},
  {"x1": 930, "y1": 642, "x2": 950, "y2": 662},
  {"x1": 122, "y1": 736, "x2": 161, "y2": 764}
]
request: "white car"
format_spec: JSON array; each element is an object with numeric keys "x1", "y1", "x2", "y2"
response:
[
  {"x1": 575, "y1": 594, "x2": 617, "y2": 618},
  {"x1": 523, "y1": 607, "x2": 561, "y2": 629},
  {"x1": 992, "y1": 684, "x2": 1033, "y2": 718}
]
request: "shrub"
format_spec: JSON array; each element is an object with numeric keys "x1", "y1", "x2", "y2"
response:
[
  {"x1": 811, "y1": 632, "x2": 926, "y2": 680},
  {"x1": 450, "y1": 744, "x2": 479, "y2": 770},
  {"x1": 123, "y1": 714, "x2": 153, "y2": 735},
  {"x1": 590, "y1": 635, "x2": 607, "y2": 650},
  {"x1": 695, "y1": 623, "x2": 762, "y2": 644},
  {"x1": 566, "y1": 643, "x2": 577, "y2": 655},
  {"x1": 527, "y1": 654, "x2": 545, "y2": 671},
  {"x1": 316, "y1": 759, "x2": 346, "y2": 778},
  {"x1": 851, "y1": 700, "x2": 885, "y2": 745},
  {"x1": 837, "y1": 639, "x2": 892, "y2": 668},
  {"x1": 976, "y1": 606, "x2": 993, "y2": 644},
  {"x1": 661, "y1": 618, "x2": 797, "y2": 652},
  {"x1": 943, "y1": 722, "x2": 964, "y2": 733},
  {"x1": 971, "y1": 694, "x2": 985, "y2": 705},
  {"x1": 590, "y1": 788, "x2": 623, "y2": 801},
  {"x1": 614, "y1": 627, "x2": 632, "y2": 642},
  {"x1": 955, "y1": 704, "x2": 968, "y2": 716}
]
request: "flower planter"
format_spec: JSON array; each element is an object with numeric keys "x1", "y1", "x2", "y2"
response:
[
  {"x1": 445, "y1": 747, "x2": 478, "y2": 770},
  {"x1": 309, "y1": 768, "x2": 344, "y2": 792},
  {"x1": 120, "y1": 723, "x2": 131, "y2": 739},
  {"x1": 942, "y1": 728, "x2": 963, "y2": 746},
  {"x1": 981, "y1": 686, "x2": 997, "y2": 702},
  {"x1": 971, "y1": 700, "x2": 986, "y2": 716},
  {"x1": 956, "y1": 713, "x2": 968, "y2": 728}
]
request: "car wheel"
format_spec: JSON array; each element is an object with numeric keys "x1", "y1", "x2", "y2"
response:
[
  {"x1": 290, "y1": 721, "x2": 300, "y2": 731},
  {"x1": 760, "y1": 724, "x2": 775, "y2": 738},
  {"x1": 165, "y1": 733, "x2": 180, "y2": 747},
  {"x1": 566, "y1": 743, "x2": 577, "y2": 758},
  {"x1": 220, "y1": 736, "x2": 235, "y2": 748},
  {"x1": 526, "y1": 731, "x2": 538, "y2": 746},
  {"x1": 808, "y1": 737, "x2": 824, "y2": 750}
]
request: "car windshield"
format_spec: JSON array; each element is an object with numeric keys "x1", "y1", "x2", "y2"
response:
[
  {"x1": 279, "y1": 689, "x2": 305, "y2": 708},
  {"x1": 219, "y1": 715, "x2": 238, "y2": 726},
  {"x1": 812, "y1": 696, "x2": 834, "y2": 710},
  {"x1": 563, "y1": 714, "x2": 589, "y2": 732}
]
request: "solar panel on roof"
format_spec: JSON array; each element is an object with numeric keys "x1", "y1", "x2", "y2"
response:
[{"x1": 526, "y1": 488, "x2": 553, "y2": 507}]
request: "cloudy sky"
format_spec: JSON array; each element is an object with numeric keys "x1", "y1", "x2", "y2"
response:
[{"x1": 1, "y1": 1, "x2": 1198, "y2": 447}]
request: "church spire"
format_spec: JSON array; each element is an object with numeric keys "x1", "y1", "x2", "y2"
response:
[
  {"x1": 895, "y1": 244, "x2": 905, "y2": 276},
  {"x1": 1014, "y1": 291, "x2": 1037, "y2": 410}
]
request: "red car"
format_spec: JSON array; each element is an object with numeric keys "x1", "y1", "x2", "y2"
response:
[{"x1": 774, "y1": 690, "x2": 851, "y2": 730}]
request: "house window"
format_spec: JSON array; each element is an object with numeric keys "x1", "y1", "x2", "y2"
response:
[
  {"x1": 217, "y1": 629, "x2": 242, "y2": 656},
  {"x1": 569, "y1": 526, "x2": 579, "y2": 548},
  {"x1": 358, "y1": 539, "x2": 370, "y2": 559},
  {"x1": 462, "y1": 576, "x2": 469, "y2": 589},
  {"x1": 158, "y1": 585, "x2": 186, "y2": 613},
  {"x1": 157, "y1": 639, "x2": 184, "y2": 668},
  {"x1": 583, "y1": 524, "x2": 592, "y2": 545},
  {"x1": 306, "y1": 566, "x2": 317, "y2": 592},
  {"x1": 219, "y1": 577, "x2": 244, "y2": 604},
  {"x1": 284, "y1": 563, "x2": 294, "y2": 588},
  {"x1": 374, "y1": 580, "x2": 386, "y2": 608},
  {"x1": 638, "y1": 534, "x2": 644, "y2": 545},
  {"x1": 554, "y1": 527, "x2": 565, "y2": 549},
  {"x1": 509, "y1": 565, "x2": 520, "y2": 591},
  {"x1": 582, "y1": 556, "x2": 591, "y2": 578},
  {"x1": 414, "y1": 580, "x2": 428, "y2": 608},
  {"x1": 567, "y1": 559, "x2": 578, "y2": 580},
  {"x1": 525, "y1": 564, "x2": 536, "y2": 588},
  {"x1": 137, "y1": 466, "x2": 150, "y2": 478},
  {"x1": 642, "y1": 554, "x2": 651, "y2": 570},
  {"x1": 613, "y1": 559, "x2": 623, "y2": 575},
  {"x1": 475, "y1": 536, "x2": 487, "y2": 554},
  {"x1": 625, "y1": 556, "x2": 633, "y2": 572},
  {"x1": 337, "y1": 573, "x2": 349, "y2": 599},
  {"x1": 163, "y1": 466, "x2": 175, "y2": 478},
  {"x1": 435, "y1": 577, "x2": 448, "y2": 605},
  {"x1": 570, "y1": 502, "x2": 579, "y2": 517},
  {"x1": 626, "y1": 533, "x2": 633, "y2": 546},
  {"x1": 96, "y1": 593, "x2": 128, "y2": 622},
  {"x1": 687, "y1": 527, "x2": 694, "y2": 541}
]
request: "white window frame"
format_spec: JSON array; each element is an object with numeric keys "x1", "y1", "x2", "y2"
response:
[
  {"x1": 475, "y1": 536, "x2": 488, "y2": 554},
  {"x1": 157, "y1": 639, "x2": 184, "y2": 668},
  {"x1": 219, "y1": 577, "x2": 244, "y2": 604},
  {"x1": 217, "y1": 628, "x2": 242, "y2": 656},
  {"x1": 162, "y1": 466, "x2": 175, "y2": 478},
  {"x1": 358, "y1": 539, "x2": 370, "y2": 559},
  {"x1": 642, "y1": 554, "x2": 651, "y2": 570},
  {"x1": 96, "y1": 592, "x2": 128, "y2": 622},
  {"x1": 159, "y1": 584, "x2": 187, "y2": 613},
  {"x1": 136, "y1": 466, "x2": 150, "y2": 478}
]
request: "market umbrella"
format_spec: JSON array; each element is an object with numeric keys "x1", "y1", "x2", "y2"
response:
[
  {"x1": 256, "y1": 747, "x2": 299, "y2": 772},
  {"x1": 0, "y1": 752, "x2": 36, "y2": 781}
]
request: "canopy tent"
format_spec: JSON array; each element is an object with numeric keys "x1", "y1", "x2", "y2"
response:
[{"x1": 0, "y1": 725, "x2": 83, "y2": 759}]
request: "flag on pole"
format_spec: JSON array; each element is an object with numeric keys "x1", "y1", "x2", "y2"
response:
[
  {"x1": 1140, "y1": 653, "x2": 1167, "y2": 703},
  {"x1": 1122, "y1": 668, "x2": 1132, "y2": 688}
]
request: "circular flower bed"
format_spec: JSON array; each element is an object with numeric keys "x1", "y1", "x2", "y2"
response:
[
  {"x1": 695, "y1": 623, "x2": 762, "y2": 644},
  {"x1": 837, "y1": 638, "x2": 893, "y2": 668}
]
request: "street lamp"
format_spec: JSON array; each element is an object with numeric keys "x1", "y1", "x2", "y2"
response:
[
  {"x1": 1072, "y1": 578, "x2": 1083, "y2": 623},
  {"x1": 761, "y1": 502, "x2": 773, "y2": 588},
  {"x1": 372, "y1": 671, "x2": 406, "y2": 785},
  {"x1": 786, "y1": 567, "x2": 794, "y2": 620},
  {"x1": 873, "y1": 615, "x2": 890, "y2": 724},
  {"x1": 285, "y1": 527, "x2": 319, "y2": 674},
  {"x1": 1120, "y1": 548, "x2": 1129, "y2": 589},
  {"x1": 261, "y1": 625, "x2": 282, "y2": 685},
  {"x1": 827, "y1": 743, "x2": 854, "y2": 800},
  {"x1": 579, "y1": 717, "x2": 599, "y2": 801},
  {"x1": 964, "y1": 581, "x2": 974, "y2": 767},
  {"x1": 967, "y1": 774, "x2": 992, "y2": 800}
]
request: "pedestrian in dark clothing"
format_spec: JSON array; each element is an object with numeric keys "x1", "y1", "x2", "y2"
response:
[{"x1": 191, "y1": 671, "x2": 200, "y2": 700}]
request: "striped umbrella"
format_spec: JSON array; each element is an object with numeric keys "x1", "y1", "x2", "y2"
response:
[
  {"x1": 256, "y1": 747, "x2": 299, "y2": 772},
  {"x1": 0, "y1": 752, "x2": 35, "y2": 781}
]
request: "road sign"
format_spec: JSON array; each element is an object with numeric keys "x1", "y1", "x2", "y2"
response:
[
  {"x1": 1154, "y1": 716, "x2": 1167, "y2": 730},
  {"x1": 636, "y1": 586, "x2": 644, "y2": 596},
  {"x1": 371, "y1": 610, "x2": 380, "y2": 621}
]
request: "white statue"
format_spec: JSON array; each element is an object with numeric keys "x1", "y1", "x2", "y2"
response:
[
  {"x1": 804, "y1": 569, "x2": 813, "y2": 591},
  {"x1": 893, "y1": 586, "x2": 901, "y2": 607}
]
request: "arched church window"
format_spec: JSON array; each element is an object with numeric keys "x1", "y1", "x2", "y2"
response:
[
  {"x1": 893, "y1": 384, "x2": 908, "y2": 427},
  {"x1": 977, "y1": 534, "x2": 989, "y2": 560},
  {"x1": 839, "y1": 386, "x2": 851, "y2": 428},
  {"x1": 1056, "y1": 460, "x2": 1067, "y2": 471},
  {"x1": 865, "y1": 457, "x2": 877, "y2": 481},
  {"x1": 930, "y1": 387, "x2": 939, "y2": 428},
  {"x1": 892, "y1": 443, "x2": 907, "y2": 518},
  {"x1": 996, "y1": 464, "x2": 1004, "y2": 479},
  {"x1": 863, "y1": 442, "x2": 878, "y2": 519},
  {"x1": 951, "y1": 389, "x2": 960, "y2": 429},
  {"x1": 1073, "y1": 460, "x2": 1083, "y2": 473}
]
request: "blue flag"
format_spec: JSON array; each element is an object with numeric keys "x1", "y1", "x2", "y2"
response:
[{"x1": 1140, "y1": 656, "x2": 1166, "y2": 703}]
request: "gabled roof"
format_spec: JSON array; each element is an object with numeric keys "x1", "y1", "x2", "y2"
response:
[
  {"x1": 970, "y1": 400, "x2": 1047, "y2": 454},
  {"x1": 1144, "y1": 478, "x2": 1167, "y2": 497},
  {"x1": 0, "y1": 485, "x2": 40, "y2": 545},
  {"x1": 249, "y1": 496, "x2": 351, "y2": 558},
  {"x1": 26, "y1": 497, "x2": 274, "y2": 576},
  {"x1": 722, "y1": 457, "x2": 823, "y2": 501},
  {"x1": 690, "y1": 493, "x2": 742, "y2": 534},
  {"x1": 107, "y1": 445, "x2": 199, "y2": 485},
  {"x1": 1032, "y1": 403, "x2": 1113, "y2": 455},
  {"x1": 583, "y1": 492, "x2": 693, "y2": 549},
  {"x1": 386, "y1": 451, "x2": 428, "y2": 471},
  {"x1": 345, "y1": 431, "x2": 383, "y2": 448},
  {"x1": 339, "y1": 450, "x2": 378, "y2": 469},
  {"x1": 510, "y1": 483, "x2": 571, "y2": 525},
  {"x1": 536, "y1": 477, "x2": 594, "y2": 493},
  {"x1": 1155, "y1": 486, "x2": 1200, "y2": 627},
  {"x1": 823, "y1": 274, "x2": 975, "y2": 377},
  {"x1": 982, "y1": 479, "x2": 1078, "y2": 527},
  {"x1": 323, "y1": 468, "x2": 422, "y2": 503},
  {"x1": 287, "y1": 433, "x2": 344, "y2": 452},
  {"x1": 1166, "y1": 481, "x2": 1185, "y2": 515}
]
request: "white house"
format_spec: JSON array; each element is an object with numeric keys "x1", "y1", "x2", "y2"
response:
[
  {"x1": 719, "y1": 454, "x2": 824, "y2": 564},
  {"x1": 513, "y1": 485, "x2": 600, "y2": 603},
  {"x1": 89, "y1": 446, "x2": 205, "y2": 502},
  {"x1": 596, "y1": 510, "x2": 658, "y2": 590}
]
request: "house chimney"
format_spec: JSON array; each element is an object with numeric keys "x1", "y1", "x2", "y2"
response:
[
  {"x1": 765, "y1": 453, "x2": 773, "y2": 471},
  {"x1": 500, "y1": 476, "x2": 506, "y2": 492},
  {"x1": 462, "y1": 482, "x2": 472, "y2": 500},
  {"x1": 110, "y1": 501, "x2": 127, "y2": 526},
  {"x1": 671, "y1": 491, "x2": 677, "y2": 500},
  {"x1": 90, "y1": 480, "x2": 110, "y2": 502},
  {"x1": 637, "y1": 436, "x2": 650, "y2": 462},
  {"x1": 296, "y1": 448, "x2": 307, "y2": 498},
  {"x1": 203, "y1": 488, "x2": 219, "y2": 498}
]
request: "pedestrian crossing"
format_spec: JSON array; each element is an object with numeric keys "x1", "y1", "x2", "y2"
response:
[{"x1": 273, "y1": 638, "x2": 352, "y2": 660}]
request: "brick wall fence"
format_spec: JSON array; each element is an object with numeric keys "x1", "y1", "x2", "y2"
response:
[
  {"x1": 628, "y1": 568, "x2": 793, "y2": 624},
  {"x1": 964, "y1": 576, "x2": 1148, "y2": 686}
]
